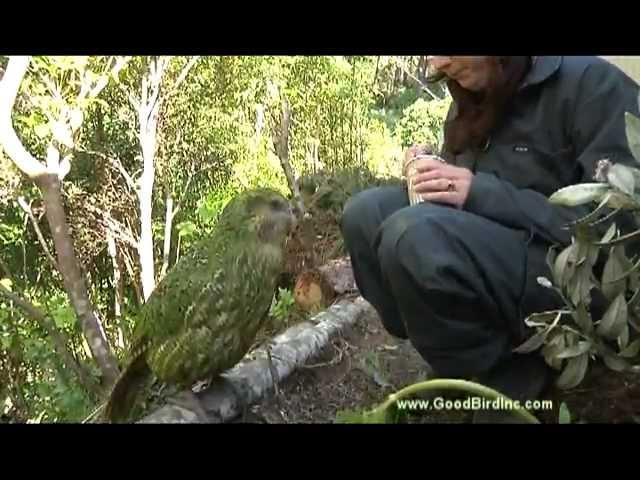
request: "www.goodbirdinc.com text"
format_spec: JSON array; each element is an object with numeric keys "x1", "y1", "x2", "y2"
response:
[{"x1": 395, "y1": 397, "x2": 553, "y2": 412}]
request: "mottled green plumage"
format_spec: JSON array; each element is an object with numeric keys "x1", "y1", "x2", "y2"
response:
[{"x1": 104, "y1": 188, "x2": 295, "y2": 422}]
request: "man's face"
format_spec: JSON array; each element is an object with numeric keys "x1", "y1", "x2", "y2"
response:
[{"x1": 428, "y1": 56, "x2": 493, "y2": 92}]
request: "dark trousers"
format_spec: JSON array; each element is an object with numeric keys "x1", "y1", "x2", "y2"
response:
[{"x1": 341, "y1": 185, "x2": 560, "y2": 380}]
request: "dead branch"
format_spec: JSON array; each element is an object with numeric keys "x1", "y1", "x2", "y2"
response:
[{"x1": 17, "y1": 196, "x2": 59, "y2": 272}]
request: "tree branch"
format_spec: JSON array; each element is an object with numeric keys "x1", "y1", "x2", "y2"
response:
[
  {"x1": 77, "y1": 148, "x2": 137, "y2": 192},
  {"x1": 0, "y1": 56, "x2": 47, "y2": 179},
  {"x1": 0, "y1": 283, "x2": 103, "y2": 398},
  {"x1": 166, "y1": 56, "x2": 200, "y2": 99},
  {"x1": 17, "y1": 196, "x2": 59, "y2": 272}
]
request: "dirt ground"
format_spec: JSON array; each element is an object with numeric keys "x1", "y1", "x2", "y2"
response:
[
  {"x1": 244, "y1": 307, "x2": 640, "y2": 424},
  {"x1": 247, "y1": 309, "x2": 472, "y2": 424}
]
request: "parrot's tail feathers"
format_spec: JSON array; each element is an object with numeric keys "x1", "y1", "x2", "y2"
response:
[{"x1": 103, "y1": 352, "x2": 151, "y2": 423}]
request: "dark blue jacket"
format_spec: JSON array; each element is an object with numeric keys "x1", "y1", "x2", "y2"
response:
[
  {"x1": 447, "y1": 56, "x2": 640, "y2": 246},
  {"x1": 445, "y1": 56, "x2": 640, "y2": 317}
]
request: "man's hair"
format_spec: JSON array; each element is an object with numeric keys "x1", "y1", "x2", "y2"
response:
[{"x1": 442, "y1": 56, "x2": 531, "y2": 156}]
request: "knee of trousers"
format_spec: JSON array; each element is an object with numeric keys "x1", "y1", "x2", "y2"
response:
[
  {"x1": 376, "y1": 206, "x2": 462, "y2": 283},
  {"x1": 341, "y1": 186, "x2": 401, "y2": 246}
]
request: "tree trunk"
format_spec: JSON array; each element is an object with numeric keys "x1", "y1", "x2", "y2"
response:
[
  {"x1": 138, "y1": 133, "x2": 156, "y2": 301},
  {"x1": 0, "y1": 56, "x2": 125, "y2": 390},
  {"x1": 106, "y1": 230, "x2": 125, "y2": 350},
  {"x1": 135, "y1": 56, "x2": 167, "y2": 302},
  {"x1": 159, "y1": 194, "x2": 173, "y2": 281},
  {"x1": 35, "y1": 173, "x2": 120, "y2": 388},
  {"x1": 272, "y1": 98, "x2": 305, "y2": 219}
]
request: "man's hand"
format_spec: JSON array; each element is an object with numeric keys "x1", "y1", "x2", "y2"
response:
[{"x1": 409, "y1": 156, "x2": 474, "y2": 208}]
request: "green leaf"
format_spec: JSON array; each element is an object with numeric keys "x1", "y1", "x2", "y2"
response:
[
  {"x1": 177, "y1": 221, "x2": 197, "y2": 238},
  {"x1": 571, "y1": 302, "x2": 593, "y2": 333},
  {"x1": 513, "y1": 331, "x2": 546, "y2": 353},
  {"x1": 596, "y1": 293, "x2": 628, "y2": 340},
  {"x1": 549, "y1": 183, "x2": 610, "y2": 207},
  {"x1": 601, "y1": 247, "x2": 628, "y2": 301},
  {"x1": 553, "y1": 244, "x2": 575, "y2": 288},
  {"x1": 619, "y1": 338, "x2": 640, "y2": 358},
  {"x1": 543, "y1": 332, "x2": 567, "y2": 370},
  {"x1": 556, "y1": 341, "x2": 592, "y2": 359},
  {"x1": 603, "y1": 353, "x2": 629, "y2": 372},
  {"x1": 601, "y1": 223, "x2": 618, "y2": 244},
  {"x1": 0, "y1": 278, "x2": 12, "y2": 291},
  {"x1": 618, "y1": 323, "x2": 630, "y2": 350},
  {"x1": 556, "y1": 352, "x2": 589, "y2": 389},
  {"x1": 558, "y1": 402, "x2": 572, "y2": 424},
  {"x1": 625, "y1": 112, "x2": 640, "y2": 163},
  {"x1": 569, "y1": 266, "x2": 593, "y2": 307},
  {"x1": 34, "y1": 123, "x2": 50, "y2": 138},
  {"x1": 607, "y1": 163, "x2": 636, "y2": 195}
]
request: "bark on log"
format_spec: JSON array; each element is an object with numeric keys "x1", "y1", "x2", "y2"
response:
[{"x1": 138, "y1": 296, "x2": 374, "y2": 423}]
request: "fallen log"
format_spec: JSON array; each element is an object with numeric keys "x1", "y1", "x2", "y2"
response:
[{"x1": 139, "y1": 295, "x2": 374, "y2": 423}]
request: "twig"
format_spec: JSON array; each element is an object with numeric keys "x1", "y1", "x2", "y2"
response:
[
  {"x1": 390, "y1": 57, "x2": 439, "y2": 100},
  {"x1": 17, "y1": 196, "x2": 59, "y2": 272}
]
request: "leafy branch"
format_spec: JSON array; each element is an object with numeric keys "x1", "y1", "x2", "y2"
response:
[{"x1": 514, "y1": 109, "x2": 640, "y2": 389}]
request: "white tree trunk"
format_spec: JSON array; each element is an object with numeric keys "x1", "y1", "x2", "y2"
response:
[
  {"x1": 159, "y1": 194, "x2": 173, "y2": 280},
  {"x1": 106, "y1": 230, "x2": 125, "y2": 350},
  {"x1": 136, "y1": 58, "x2": 165, "y2": 302}
]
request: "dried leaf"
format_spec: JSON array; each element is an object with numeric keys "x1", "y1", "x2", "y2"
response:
[
  {"x1": 596, "y1": 293, "x2": 628, "y2": 340},
  {"x1": 549, "y1": 183, "x2": 610, "y2": 207},
  {"x1": 625, "y1": 112, "x2": 640, "y2": 164},
  {"x1": 604, "y1": 191, "x2": 638, "y2": 210},
  {"x1": 556, "y1": 353, "x2": 589, "y2": 389},
  {"x1": 619, "y1": 338, "x2": 640, "y2": 358},
  {"x1": 607, "y1": 163, "x2": 636, "y2": 195}
]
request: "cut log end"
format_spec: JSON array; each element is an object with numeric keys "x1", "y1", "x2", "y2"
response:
[{"x1": 294, "y1": 270, "x2": 336, "y2": 312}]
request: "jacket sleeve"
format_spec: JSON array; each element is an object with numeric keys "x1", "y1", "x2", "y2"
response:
[{"x1": 462, "y1": 59, "x2": 640, "y2": 246}]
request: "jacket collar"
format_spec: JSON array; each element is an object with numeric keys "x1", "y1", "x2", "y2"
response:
[{"x1": 519, "y1": 56, "x2": 562, "y2": 90}]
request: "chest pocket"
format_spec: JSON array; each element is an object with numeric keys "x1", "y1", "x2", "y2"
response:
[{"x1": 475, "y1": 142, "x2": 577, "y2": 197}]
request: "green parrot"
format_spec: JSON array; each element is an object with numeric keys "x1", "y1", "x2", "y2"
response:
[{"x1": 103, "y1": 188, "x2": 296, "y2": 423}]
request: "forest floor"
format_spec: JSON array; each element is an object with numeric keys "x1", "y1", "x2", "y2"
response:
[{"x1": 248, "y1": 304, "x2": 640, "y2": 424}]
